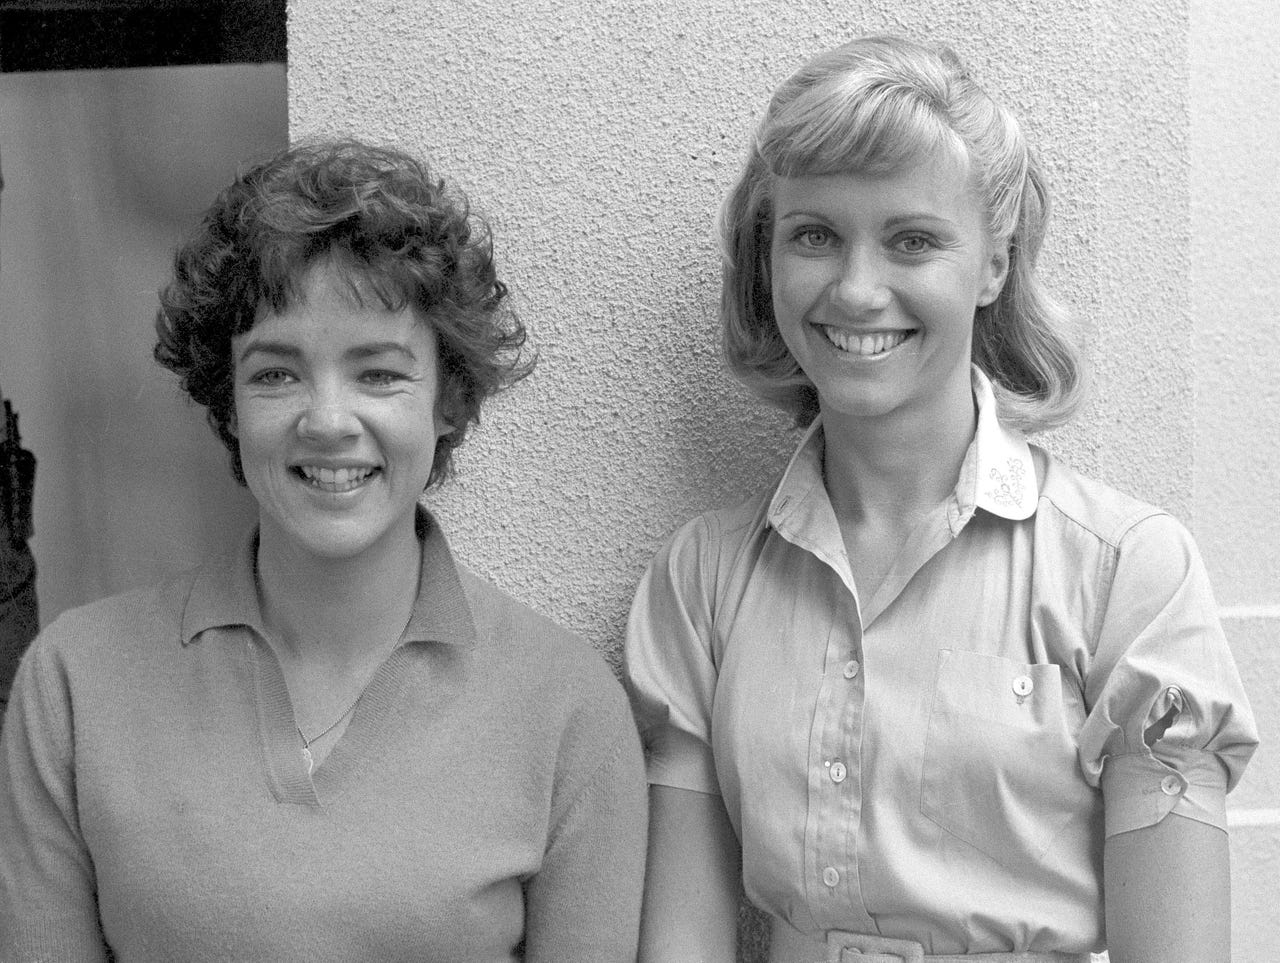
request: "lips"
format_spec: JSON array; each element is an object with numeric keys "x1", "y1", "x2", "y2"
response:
[
  {"x1": 820, "y1": 325, "x2": 916, "y2": 356},
  {"x1": 294, "y1": 465, "x2": 379, "y2": 493}
]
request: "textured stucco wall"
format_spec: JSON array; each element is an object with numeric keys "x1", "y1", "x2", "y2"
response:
[
  {"x1": 289, "y1": 0, "x2": 1193, "y2": 657},
  {"x1": 1190, "y1": 0, "x2": 1280, "y2": 957}
]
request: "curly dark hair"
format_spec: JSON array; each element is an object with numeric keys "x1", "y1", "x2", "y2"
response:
[{"x1": 154, "y1": 139, "x2": 532, "y2": 488}]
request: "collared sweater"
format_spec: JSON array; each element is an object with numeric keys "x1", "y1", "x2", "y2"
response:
[{"x1": 0, "y1": 514, "x2": 646, "y2": 962}]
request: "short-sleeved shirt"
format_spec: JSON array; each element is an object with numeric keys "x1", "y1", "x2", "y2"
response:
[{"x1": 625, "y1": 369, "x2": 1257, "y2": 957}]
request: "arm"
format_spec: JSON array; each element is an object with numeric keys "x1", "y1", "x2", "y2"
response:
[
  {"x1": 1078, "y1": 514, "x2": 1255, "y2": 963},
  {"x1": 639, "y1": 784, "x2": 741, "y2": 963},
  {"x1": 522, "y1": 727, "x2": 649, "y2": 963},
  {"x1": 0, "y1": 638, "x2": 109, "y2": 961},
  {"x1": 1104, "y1": 813, "x2": 1231, "y2": 963}
]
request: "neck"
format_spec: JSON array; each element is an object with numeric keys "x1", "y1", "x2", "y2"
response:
[
  {"x1": 820, "y1": 386, "x2": 976, "y2": 527},
  {"x1": 254, "y1": 519, "x2": 421, "y2": 668}
]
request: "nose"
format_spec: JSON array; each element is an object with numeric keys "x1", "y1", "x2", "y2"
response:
[
  {"x1": 296, "y1": 383, "x2": 360, "y2": 442},
  {"x1": 830, "y1": 247, "x2": 891, "y2": 316}
]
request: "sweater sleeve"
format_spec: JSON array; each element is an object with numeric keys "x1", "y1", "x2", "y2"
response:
[
  {"x1": 0, "y1": 631, "x2": 111, "y2": 961},
  {"x1": 521, "y1": 674, "x2": 647, "y2": 963}
]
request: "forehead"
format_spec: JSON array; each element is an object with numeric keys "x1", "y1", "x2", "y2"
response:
[
  {"x1": 772, "y1": 150, "x2": 983, "y2": 220},
  {"x1": 252, "y1": 261, "x2": 424, "y2": 325},
  {"x1": 252, "y1": 249, "x2": 427, "y2": 323},
  {"x1": 237, "y1": 264, "x2": 435, "y2": 353}
]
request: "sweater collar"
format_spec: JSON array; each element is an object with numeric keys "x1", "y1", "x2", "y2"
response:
[{"x1": 180, "y1": 507, "x2": 477, "y2": 648}]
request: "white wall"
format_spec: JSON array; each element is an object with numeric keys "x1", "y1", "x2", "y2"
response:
[
  {"x1": 0, "y1": 66, "x2": 284, "y2": 621},
  {"x1": 1190, "y1": 0, "x2": 1280, "y2": 955}
]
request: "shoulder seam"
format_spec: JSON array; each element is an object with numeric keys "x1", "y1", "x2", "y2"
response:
[
  {"x1": 547, "y1": 729, "x2": 632, "y2": 847},
  {"x1": 1037, "y1": 493, "x2": 1168, "y2": 552}
]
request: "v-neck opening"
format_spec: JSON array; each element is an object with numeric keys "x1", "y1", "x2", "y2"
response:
[
  {"x1": 306, "y1": 647, "x2": 417, "y2": 795},
  {"x1": 250, "y1": 635, "x2": 422, "y2": 807}
]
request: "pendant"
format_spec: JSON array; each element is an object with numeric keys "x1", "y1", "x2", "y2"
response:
[{"x1": 301, "y1": 745, "x2": 314, "y2": 775}]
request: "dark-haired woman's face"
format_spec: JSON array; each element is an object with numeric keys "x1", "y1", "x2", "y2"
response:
[
  {"x1": 230, "y1": 264, "x2": 446, "y2": 562},
  {"x1": 768, "y1": 154, "x2": 1007, "y2": 426}
]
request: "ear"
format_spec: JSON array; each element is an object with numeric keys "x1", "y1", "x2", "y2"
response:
[
  {"x1": 977, "y1": 243, "x2": 1010, "y2": 308},
  {"x1": 433, "y1": 402, "x2": 457, "y2": 440}
]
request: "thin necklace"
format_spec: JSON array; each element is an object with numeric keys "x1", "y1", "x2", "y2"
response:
[
  {"x1": 296, "y1": 653, "x2": 393, "y2": 775},
  {"x1": 297, "y1": 702, "x2": 360, "y2": 774}
]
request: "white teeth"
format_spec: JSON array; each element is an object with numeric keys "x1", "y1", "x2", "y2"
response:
[
  {"x1": 297, "y1": 466, "x2": 376, "y2": 492},
  {"x1": 822, "y1": 326, "x2": 912, "y2": 356}
]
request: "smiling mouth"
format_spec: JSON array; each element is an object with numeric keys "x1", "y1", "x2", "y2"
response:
[
  {"x1": 820, "y1": 326, "x2": 916, "y2": 356},
  {"x1": 294, "y1": 466, "x2": 379, "y2": 493}
]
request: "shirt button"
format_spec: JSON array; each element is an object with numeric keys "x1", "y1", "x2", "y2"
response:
[
  {"x1": 1012, "y1": 675, "x2": 1034, "y2": 697},
  {"x1": 822, "y1": 866, "x2": 840, "y2": 887},
  {"x1": 829, "y1": 761, "x2": 847, "y2": 783},
  {"x1": 843, "y1": 660, "x2": 860, "y2": 679},
  {"x1": 1160, "y1": 775, "x2": 1183, "y2": 796}
]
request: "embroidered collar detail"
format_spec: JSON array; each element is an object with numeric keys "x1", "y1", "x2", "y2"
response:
[{"x1": 969, "y1": 368, "x2": 1037, "y2": 521}]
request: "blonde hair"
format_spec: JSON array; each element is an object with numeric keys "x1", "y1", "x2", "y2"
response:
[{"x1": 720, "y1": 34, "x2": 1085, "y2": 431}]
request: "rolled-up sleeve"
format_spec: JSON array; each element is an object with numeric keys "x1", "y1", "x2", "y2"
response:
[
  {"x1": 623, "y1": 516, "x2": 722, "y2": 796},
  {"x1": 1077, "y1": 512, "x2": 1258, "y2": 837}
]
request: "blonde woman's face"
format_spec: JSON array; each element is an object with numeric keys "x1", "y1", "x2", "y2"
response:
[{"x1": 768, "y1": 154, "x2": 1008, "y2": 427}]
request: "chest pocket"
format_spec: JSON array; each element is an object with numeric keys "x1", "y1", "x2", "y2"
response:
[{"x1": 920, "y1": 649, "x2": 1094, "y2": 870}]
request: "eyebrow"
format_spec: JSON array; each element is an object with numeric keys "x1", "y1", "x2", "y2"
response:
[
  {"x1": 774, "y1": 209, "x2": 958, "y2": 229},
  {"x1": 882, "y1": 213, "x2": 959, "y2": 230},
  {"x1": 235, "y1": 339, "x2": 420, "y2": 365}
]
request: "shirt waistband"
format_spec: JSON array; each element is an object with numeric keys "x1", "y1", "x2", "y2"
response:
[{"x1": 770, "y1": 924, "x2": 1093, "y2": 963}]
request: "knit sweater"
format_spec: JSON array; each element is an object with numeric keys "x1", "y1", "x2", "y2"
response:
[{"x1": 0, "y1": 514, "x2": 646, "y2": 961}]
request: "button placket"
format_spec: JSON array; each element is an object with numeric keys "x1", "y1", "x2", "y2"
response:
[{"x1": 805, "y1": 595, "x2": 870, "y2": 928}]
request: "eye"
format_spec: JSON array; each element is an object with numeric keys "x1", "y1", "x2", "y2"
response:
[
  {"x1": 895, "y1": 233, "x2": 936, "y2": 255},
  {"x1": 792, "y1": 226, "x2": 836, "y2": 250},
  {"x1": 248, "y1": 368, "x2": 294, "y2": 387},
  {"x1": 360, "y1": 369, "x2": 408, "y2": 387}
]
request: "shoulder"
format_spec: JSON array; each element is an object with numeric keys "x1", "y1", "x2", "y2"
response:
[
  {"x1": 457, "y1": 565, "x2": 629, "y2": 713},
  {"x1": 11, "y1": 571, "x2": 198, "y2": 725},
  {"x1": 1032, "y1": 445, "x2": 1177, "y2": 548},
  {"x1": 649, "y1": 486, "x2": 775, "y2": 575},
  {"x1": 1031, "y1": 445, "x2": 1206, "y2": 595},
  {"x1": 28, "y1": 571, "x2": 196, "y2": 670},
  {"x1": 455, "y1": 566, "x2": 643, "y2": 791}
]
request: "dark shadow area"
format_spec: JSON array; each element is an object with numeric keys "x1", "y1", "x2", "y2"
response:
[{"x1": 0, "y1": 0, "x2": 286, "y2": 71}]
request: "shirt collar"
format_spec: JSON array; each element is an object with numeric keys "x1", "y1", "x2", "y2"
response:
[
  {"x1": 966, "y1": 367, "x2": 1038, "y2": 520},
  {"x1": 181, "y1": 507, "x2": 477, "y2": 648},
  {"x1": 767, "y1": 366, "x2": 1038, "y2": 536}
]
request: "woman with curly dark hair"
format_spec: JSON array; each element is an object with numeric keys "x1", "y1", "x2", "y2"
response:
[{"x1": 0, "y1": 140, "x2": 646, "y2": 962}]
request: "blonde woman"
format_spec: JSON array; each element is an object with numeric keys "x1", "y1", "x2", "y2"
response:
[{"x1": 627, "y1": 35, "x2": 1256, "y2": 963}]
